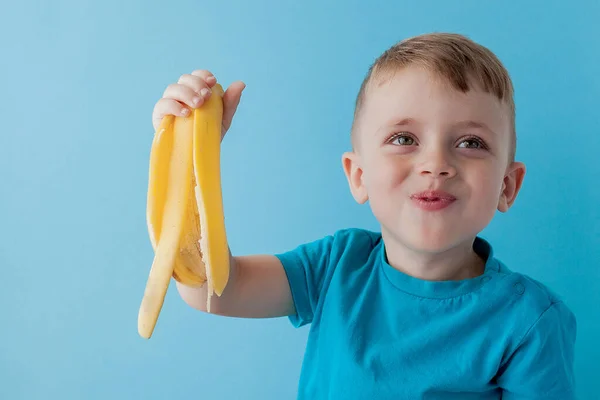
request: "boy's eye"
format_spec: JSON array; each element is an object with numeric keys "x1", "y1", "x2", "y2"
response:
[
  {"x1": 391, "y1": 134, "x2": 415, "y2": 146},
  {"x1": 457, "y1": 137, "x2": 487, "y2": 149}
]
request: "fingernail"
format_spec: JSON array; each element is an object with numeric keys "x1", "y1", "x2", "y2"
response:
[
  {"x1": 200, "y1": 88, "x2": 210, "y2": 97},
  {"x1": 181, "y1": 108, "x2": 189, "y2": 115},
  {"x1": 192, "y1": 96, "x2": 201, "y2": 105},
  {"x1": 206, "y1": 75, "x2": 216, "y2": 82}
]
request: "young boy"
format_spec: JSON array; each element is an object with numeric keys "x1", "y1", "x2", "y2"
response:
[{"x1": 151, "y1": 33, "x2": 577, "y2": 399}]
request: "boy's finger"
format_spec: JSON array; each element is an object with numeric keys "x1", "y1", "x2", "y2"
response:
[
  {"x1": 152, "y1": 98, "x2": 190, "y2": 130},
  {"x1": 222, "y1": 81, "x2": 246, "y2": 133},
  {"x1": 178, "y1": 74, "x2": 212, "y2": 95},
  {"x1": 163, "y1": 83, "x2": 209, "y2": 109},
  {"x1": 191, "y1": 69, "x2": 218, "y2": 87}
]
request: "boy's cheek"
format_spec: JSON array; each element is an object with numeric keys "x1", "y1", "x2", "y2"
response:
[{"x1": 471, "y1": 182, "x2": 504, "y2": 213}]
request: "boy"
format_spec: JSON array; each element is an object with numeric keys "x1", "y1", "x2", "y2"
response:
[{"x1": 151, "y1": 33, "x2": 577, "y2": 399}]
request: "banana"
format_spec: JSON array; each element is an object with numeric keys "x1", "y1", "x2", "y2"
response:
[{"x1": 138, "y1": 83, "x2": 230, "y2": 339}]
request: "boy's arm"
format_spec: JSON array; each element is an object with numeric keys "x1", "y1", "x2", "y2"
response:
[
  {"x1": 175, "y1": 251, "x2": 296, "y2": 319},
  {"x1": 496, "y1": 300, "x2": 577, "y2": 399}
]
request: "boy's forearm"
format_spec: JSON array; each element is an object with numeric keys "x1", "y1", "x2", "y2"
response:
[{"x1": 174, "y1": 248, "x2": 239, "y2": 314}]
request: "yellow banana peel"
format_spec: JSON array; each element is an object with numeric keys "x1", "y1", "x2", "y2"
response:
[{"x1": 138, "y1": 84, "x2": 230, "y2": 339}]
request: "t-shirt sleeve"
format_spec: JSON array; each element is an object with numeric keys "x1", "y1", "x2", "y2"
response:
[
  {"x1": 496, "y1": 300, "x2": 578, "y2": 399},
  {"x1": 274, "y1": 233, "x2": 336, "y2": 328}
]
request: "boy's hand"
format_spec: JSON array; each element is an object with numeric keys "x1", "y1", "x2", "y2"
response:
[{"x1": 151, "y1": 69, "x2": 246, "y2": 139}]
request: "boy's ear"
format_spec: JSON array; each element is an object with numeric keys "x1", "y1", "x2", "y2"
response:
[
  {"x1": 342, "y1": 151, "x2": 369, "y2": 204},
  {"x1": 498, "y1": 161, "x2": 526, "y2": 212}
]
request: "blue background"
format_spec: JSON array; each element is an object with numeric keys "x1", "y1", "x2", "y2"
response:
[{"x1": 1, "y1": 0, "x2": 598, "y2": 398}]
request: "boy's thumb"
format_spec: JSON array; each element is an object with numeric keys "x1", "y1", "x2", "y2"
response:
[{"x1": 221, "y1": 82, "x2": 245, "y2": 134}]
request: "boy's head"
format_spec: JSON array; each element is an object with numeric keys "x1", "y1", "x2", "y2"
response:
[{"x1": 342, "y1": 33, "x2": 526, "y2": 253}]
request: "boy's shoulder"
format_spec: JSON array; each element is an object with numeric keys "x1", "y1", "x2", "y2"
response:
[
  {"x1": 327, "y1": 226, "x2": 382, "y2": 247},
  {"x1": 322, "y1": 226, "x2": 382, "y2": 260},
  {"x1": 494, "y1": 257, "x2": 571, "y2": 314},
  {"x1": 487, "y1": 253, "x2": 577, "y2": 347}
]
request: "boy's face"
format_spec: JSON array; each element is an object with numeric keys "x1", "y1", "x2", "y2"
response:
[{"x1": 342, "y1": 66, "x2": 526, "y2": 253}]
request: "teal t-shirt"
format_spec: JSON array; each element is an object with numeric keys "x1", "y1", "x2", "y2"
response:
[{"x1": 275, "y1": 228, "x2": 577, "y2": 399}]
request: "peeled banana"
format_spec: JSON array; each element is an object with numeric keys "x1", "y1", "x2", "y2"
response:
[{"x1": 138, "y1": 83, "x2": 230, "y2": 339}]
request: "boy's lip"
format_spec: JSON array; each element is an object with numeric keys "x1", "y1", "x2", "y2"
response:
[
  {"x1": 410, "y1": 190, "x2": 457, "y2": 211},
  {"x1": 410, "y1": 189, "x2": 457, "y2": 201}
]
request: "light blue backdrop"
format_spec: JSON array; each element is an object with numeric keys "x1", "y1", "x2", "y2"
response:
[{"x1": 1, "y1": 1, "x2": 598, "y2": 399}]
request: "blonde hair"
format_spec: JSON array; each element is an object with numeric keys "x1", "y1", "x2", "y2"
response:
[{"x1": 351, "y1": 32, "x2": 516, "y2": 162}]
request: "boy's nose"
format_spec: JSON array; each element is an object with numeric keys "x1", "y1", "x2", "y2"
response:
[{"x1": 418, "y1": 150, "x2": 457, "y2": 178}]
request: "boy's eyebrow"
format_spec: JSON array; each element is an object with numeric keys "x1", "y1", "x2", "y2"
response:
[
  {"x1": 453, "y1": 120, "x2": 497, "y2": 136},
  {"x1": 377, "y1": 118, "x2": 418, "y2": 134},
  {"x1": 388, "y1": 117, "x2": 417, "y2": 127},
  {"x1": 374, "y1": 117, "x2": 416, "y2": 138}
]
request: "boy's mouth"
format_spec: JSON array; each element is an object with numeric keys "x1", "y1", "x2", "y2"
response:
[{"x1": 410, "y1": 190, "x2": 456, "y2": 210}]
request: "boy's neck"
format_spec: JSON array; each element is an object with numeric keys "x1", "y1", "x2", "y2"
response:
[{"x1": 381, "y1": 229, "x2": 486, "y2": 282}]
